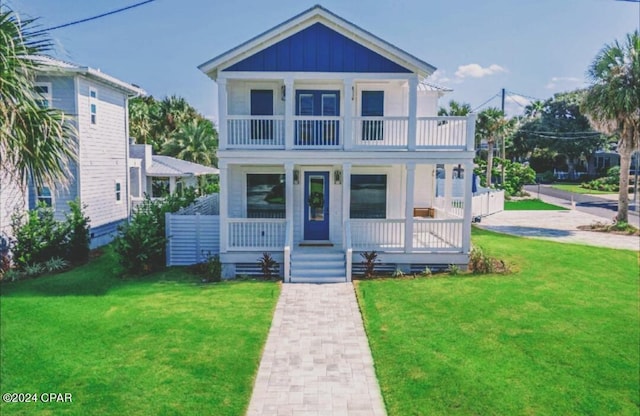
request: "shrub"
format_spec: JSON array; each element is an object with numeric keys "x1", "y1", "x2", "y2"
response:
[
  {"x1": 24, "y1": 263, "x2": 45, "y2": 278},
  {"x1": 421, "y1": 266, "x2": 432, "y2": 277},
  {"x1": 392, "y1": 268, "x2": 405, "y2": 278},
  {"x1": 114, "y1": 192, "x2": 197, "y2": 275},
  {"x1": 201, "y1": 253, "x2": 222, "y2": 282},
  {"x1": 475, "y1": 158, "x2": 536, "y2": 196},
  {"x1": 258, "y1": 252, "x2": 277, "y2": 280},
  {"x1": 469, "y1": 246, "x2": 511, "y2": 274},
  {"x1": 447, "y1": 264, "x2": 460, "y2": 276},
  {"x1": 65, "y1": 200, "x2": 91, "y2": 264},
  {"x1": 44, "y1": 257, "x2": 70, "y2": 274},
  {"x1": 360, "y1": 251, "x2": 379, "y2": 279}
]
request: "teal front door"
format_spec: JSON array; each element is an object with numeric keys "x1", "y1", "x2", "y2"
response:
[{"x1": 303, "y1": 171, "x2": 330, "y2": 240}]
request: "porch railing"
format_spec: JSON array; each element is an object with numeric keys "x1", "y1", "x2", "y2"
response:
[
  {"x1": 352, "y1": 117, "x2": 408, "y2": 148},
  {"x1": 227, "y1": 116, "x2": 285, "y2": 148},
  {"x1": 434, "y1": 197, "x2": 465, "y2": 218},
  {"x1": 416, "y1": 117, "x2": 468, "y2": 149},
  {"x1": 350, "y1": 219, "x2": 405, "y2": 250},
  {"x1": 293, "y1": 116, "x2": 342, "y2": 148},
  {"x1": 227, "y1": 218, "x2": 286, "y2": 250},
  {"x1": 413, "y1": 219, "x2": 463, "y2": 250}
]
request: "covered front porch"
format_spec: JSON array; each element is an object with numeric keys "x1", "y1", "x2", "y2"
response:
[{"x1": 218, "y1": 159, "x2": 473, "y2": 280}]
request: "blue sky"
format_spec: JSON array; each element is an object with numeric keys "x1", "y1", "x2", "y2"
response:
[{"x1": 10, "y1": 0, "x2": 640, "y2": 121}]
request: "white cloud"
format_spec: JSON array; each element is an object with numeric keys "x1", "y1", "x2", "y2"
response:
[
  {"x1": 504, "y1": 94, "x2": 531, "y2": 117},
  {"x1": 545, "y1": 76, "x2": 583, "y2": 90},
  {"x1": 455, "y1": 63, "x2": 507, "y2": 79},
  {"x1": 428, "y1": 69, "x2": 451, "y2": 84}
]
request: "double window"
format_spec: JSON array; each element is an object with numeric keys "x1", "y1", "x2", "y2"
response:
[
  {"x1": 350, "y1": 174, "x2": 387, "y2": 219},
  {"x1": 33, "y1": 83, "x2": 52, "y2": 109},
  {"x1": 89, "y1": 88, "x2": 98, "y2": 125},
  {"x1": 115, "y1": 182, "x2": 122, "y2": 202}
]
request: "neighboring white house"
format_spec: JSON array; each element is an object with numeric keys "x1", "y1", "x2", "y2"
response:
[
  {"x1": 196, "y1": 5, "x2": 476, "y2": 282},
  {"x1": 129, "y1": 143, "x2": 219, "y2": 202},
  {"x1": 1, "y1": 56, "x2": 145, "y2": 248}
]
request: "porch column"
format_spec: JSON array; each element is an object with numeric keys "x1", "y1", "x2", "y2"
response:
[
  {"x1": 219, "y1": 161, "x2": 228, "y2": 253},
  {"x1": 169, "y1": 177, "x2": 176, "y2": 194},
  {"x1": 342, "y1": 162, "x2": 352, "y2": 246},
  {"x1": 444, "y1": 164, "x2": 454, "y2": 215},
  {"x1": 462, "y1": 160, "x2": 473, "y2": 254},
  {"x1": 404, "y1": 163, "x2": 416, "y2": 253},
  {"x1": 343, "y1": 78, "x2": 354, "y2": 150},
  {"x1": 217, "y1": 77, "x2": 228, "y2": 150},
  {"x1": 284, "y1": 77, "x2": 294, "y2": 150},
  {"x1": 285, "y1": 162, "x2": 294, "y2": 231},
  {"x1": 407, "y1": 76, "x2": 418, "y2": 151},
  {"x1": 466, "y1": 113, "x2": 477, "y2": 152}
]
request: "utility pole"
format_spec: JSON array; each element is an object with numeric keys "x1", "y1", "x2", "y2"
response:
[{"x1": 501, "y1": 88, "x2": 506, "y2": 187}]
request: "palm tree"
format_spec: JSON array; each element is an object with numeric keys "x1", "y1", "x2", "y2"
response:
[
  {"x1": 476, "y1": 108, "x2": 513, "y2": 187},
  {"x1": 0, "y1": 9, "x2": 75, "y2": 189},
  {"x1": 438, "y1": 100, "x2": 472, "y2": 116},
  {"x1": 524, "y1": 100, "x2": 545, "y2": 118},
  {"x1": 129, "y1": 96, "x2": 157, "y2": 145},
  {"x1": 161, "y1": 119, "x2": 218, "y2": 166},
  {"x1": 583, "y1": 31, "x2": 639, "y2": 223}
]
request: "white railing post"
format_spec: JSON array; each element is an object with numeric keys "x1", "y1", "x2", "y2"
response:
[
  {"x1": 284, "y1": 77, "x2": 294, "y2": 150},
  {"x1": 462, "y1": 161, "x2": 473, "y2": 254},
  {"x1": 342, "y1": 163, "x2": 351, "y2": 243},
  {"x1": 217, "y1": 77, "x2": 228, "y2": 150},
  {"x1": 219, "y1": 161, "x2": 228, "y2": 253},
  {"x1": 165, "y1": 212, "x2": 172, "y2": 266},
  {"x1": 343, "y1": 78, "x2": 353, "y2": 150},
  {"x1": 444, "y1": 164, "x2": 454, "y2": 217},
  {"x1": 404, "y1": 163, "x2": 416, "y2": 253},
  {"x1": 466, "y1": 113, "x2": 477, "y2": 152},
  {"x1": 407, "y1": 77, "x2": 418, "y2": 151},
  {"x1": 345, "y1": 220, "x2": 352, "y2": 282}
]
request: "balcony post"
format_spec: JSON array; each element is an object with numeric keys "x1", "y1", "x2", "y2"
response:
[
  {"x1": 343, "y1": 78, "x2": 354, "y2": 150},
  {"x1": 219, "y1": 160, "x2": 228, "y2": 253},
  {"x1": 404, "y1": 162, "x2": 416, "y2": 253},
  {"x1": 407, "y1": 76, "x2": 418, "y2": 151},
  {"x1": 462, "y1": 160, "x2": 473, "y2": 254},
  {"x1": 342, "y1": 162, "x2": 352, "y2": 246},
  {"x1": 466, "y1": 113, "x2": 477, "y2": 152},
  {"x1": 285, "y1": 161, "x2": 294, "y2": 232},
  {"x1": 217, "y1": 77, "x2": 228, "y2": 150},
  {"x1": 284, "y1": 77, "x2": 294, "y2": 150}
]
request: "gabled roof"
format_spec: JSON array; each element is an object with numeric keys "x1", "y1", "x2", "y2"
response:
[
  {"x1": 147, "y1": 155, "x2": 219, "y2": 177},
  {"x1": 29, "y1": 55, "x2": 145, "y2": 96},
  {"x1": 198, "y1": 5, "x2": 436, "y2": 79}
]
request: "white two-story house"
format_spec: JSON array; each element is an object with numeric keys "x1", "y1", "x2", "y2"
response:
[
  {"x1": 198, "y1": 5, "x2": 476, "y2": 282},
  {"x1": 1, "y1": 57, "x2": 145, "y2": 248}
]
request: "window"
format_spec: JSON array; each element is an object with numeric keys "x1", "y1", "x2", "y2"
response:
[
  {"x1": 250, "y1": 90, "x2": 274, "y2": 140},
  {"x1": 350, "y1": 175, "x2": 387, "y2": 219},
  {"x1": 89, "y1": 88, "x2": 97, "y2": 125},
  {"x1": 33, "y1": 83, "x2": 52, "y2": 108},
  {"x1": 151, "y1": 177, "x2": 170, "y2": 198},
  {"x1": 36, "y1": 186, "x2": 53, "y2": 207},
  {"x1": 361, "y1": 91, "x2": 384, "y2": 141},
  {"x1": 247, "y1": 174, "x2": 285, "y2": 218},
  {"x1": 115, "y1": 182, "x2": 122, "y2": 202}
]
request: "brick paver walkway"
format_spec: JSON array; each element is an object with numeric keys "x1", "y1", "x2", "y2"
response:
[{"x1": 246, "y1": 283, "x2": 386, "y2": 416}]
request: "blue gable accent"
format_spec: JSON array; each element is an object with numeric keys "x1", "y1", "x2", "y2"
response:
[{"x1": 224, "y1": 23, "x2": 412, "y2": 73}]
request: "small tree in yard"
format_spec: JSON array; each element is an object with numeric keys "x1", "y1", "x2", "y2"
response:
[
  {"x1": 360, "y1": 251, "x2": 379, "y2": 279},
  {"x1": 258, "y1": 252, "x2": 277, "y2": 280}
]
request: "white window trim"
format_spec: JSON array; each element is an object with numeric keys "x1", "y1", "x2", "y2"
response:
[
  {"x1": 34, "y1": 82, "x2": 52, "y2": 109},
  {"x1": 89, "y1": 87, "x2": 98, "y2": 126}
]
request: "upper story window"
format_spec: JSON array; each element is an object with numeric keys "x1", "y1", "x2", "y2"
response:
[
  {"x1": 33, "y1": 82, "x2": 52, "y2": 109},
  {"x1": 350, "y1": 174, "x2": 387, "y2": 219},
  {"x1": 36, "y1": 186, "x2": 53, "y2": 208},
  {"x1": 115, "y1": 182, "x2": 122, "y2": 202},
  {"x1": 89, "y1": 88, "x2": 98, "y2": 125}
]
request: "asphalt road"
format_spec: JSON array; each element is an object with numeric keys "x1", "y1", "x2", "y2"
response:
[{"x1": 524, "y1": 184, "x2": 639, "y2": 227}]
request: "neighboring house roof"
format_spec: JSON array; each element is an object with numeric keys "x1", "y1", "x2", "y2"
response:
[
  {"x1": 147, "y1": 156, "x2": 219, "y2": 177},
  {"x1": 29, "y1": 55, "x2": 145, "y2": 96},
  {"x1": 199, "y1": 4, "x2": 437, "y2": 79}
]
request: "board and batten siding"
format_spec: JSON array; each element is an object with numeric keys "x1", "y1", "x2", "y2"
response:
[
  {"x1": 166, "y1": 213, "x2": 220, "y2": 266},
  {"x1": 76, "y1": 77, "x2": 129, "y2": 231}
]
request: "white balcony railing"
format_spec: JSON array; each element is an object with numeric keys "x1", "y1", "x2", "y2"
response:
[
  {"x1": 227, "y1": 116, "x2": 285, "y2": 148},
  {"x1": 413, "y1": 219, "x2": 463, "y2": 250},
  {"x1": 293, "y1": 116, "x2": 342, "y2": 148},
  {"x1": 223, "y1": 115, "x2": 471, "y2": 150},
  {"x1": 350, "y1": 219, "x2": 405, "y2": 250},
  {"x1": 227, "y1": 218, "x2": 286, "y2": 250}
]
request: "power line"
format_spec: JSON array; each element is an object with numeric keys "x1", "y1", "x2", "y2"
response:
[
  {"x1": 472, "y1": 93, "x2": 500, "y2": 112},
  {"x1": 33, "y1": 0, "x2": 156, "y2": 34}
]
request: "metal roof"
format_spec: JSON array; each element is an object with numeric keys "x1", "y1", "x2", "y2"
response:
[{"x1": 147, "y1": 155, "x2": 219, "y2": 177}]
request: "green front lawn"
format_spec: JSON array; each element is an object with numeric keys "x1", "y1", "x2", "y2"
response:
[
  {"x1": 0, "y1": 249, "x2": 279, "y2": 416},
  {"x1": 551, "y1": 183, "x2": 617, "y2": 195},
  {"x1": 356, "y1": 229, "x2": 639, "y2": 416},
  {"x1": 504, "y1": 198, "x2": 567, "y2": 210}
]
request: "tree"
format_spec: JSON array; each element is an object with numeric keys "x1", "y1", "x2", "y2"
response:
[
  {"x1": 583, "y1": 31, "x2": 640, "y2": 223},
  {"x1": 476, "y1": 108, "x2": 513, "y2": 187},
  {"x1": 0, "y1": 9, "x2": 75, "y2": 189},
  {"x1": 438, "y1": 100, "x2": 472, "y2": 116},
  {"x1": 161, "y1": 118, "x2": 218, "y2": 167},
  {"x1": 524, "y1": 100, "x2": 545, "y2": 118}
]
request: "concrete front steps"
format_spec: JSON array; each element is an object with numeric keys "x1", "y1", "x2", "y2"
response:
[{"x1": 289, "y1": 249, "x2": 347, "y2": 283}]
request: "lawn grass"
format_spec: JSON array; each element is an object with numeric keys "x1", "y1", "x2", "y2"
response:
[
  {"x1": 504, "y1": 198, "x2": 567, "y2": 210},
  {"x1": 551, "y1": 183, "x2": 617, "y2": 195},
  {"x1": 356, "y1": 229, "x2": 639, "y2": 416},
  {"x1": 0, "y1": 248, "x2": 280, "y2": 416}
]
